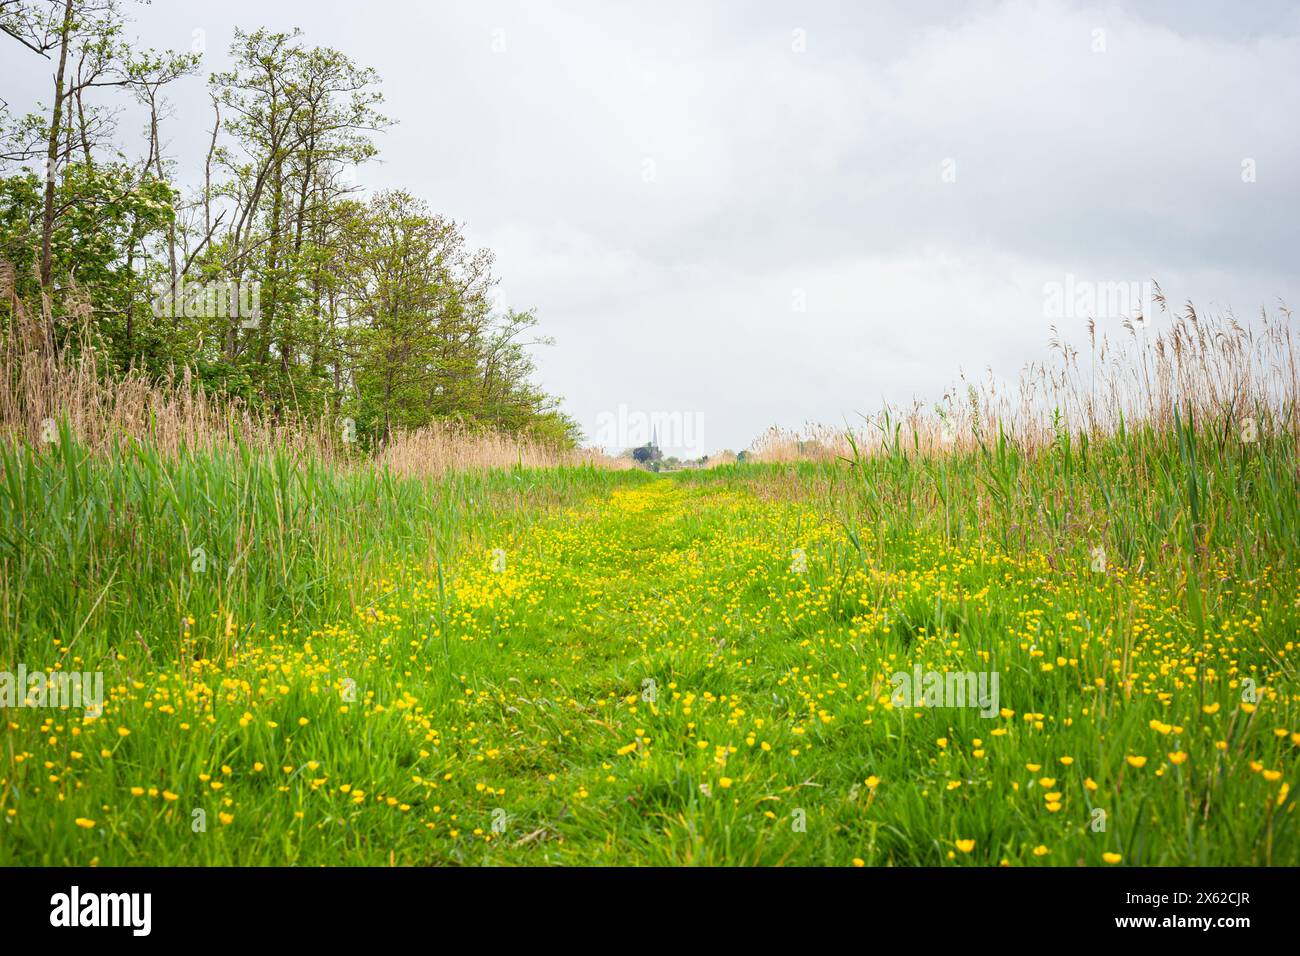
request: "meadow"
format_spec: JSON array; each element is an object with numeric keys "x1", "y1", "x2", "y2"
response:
[{"x1": 1, "y1": 305, "x2": 1297, "y2": 866}]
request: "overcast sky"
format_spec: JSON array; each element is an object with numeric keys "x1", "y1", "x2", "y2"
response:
[{"x1": 5, "y1": 0, "x2": 1298, "y2": 454}]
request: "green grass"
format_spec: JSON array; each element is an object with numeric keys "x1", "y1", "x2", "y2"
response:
[{"x1": 0, "y1": 415, "x2": 1297, "y2": 865}]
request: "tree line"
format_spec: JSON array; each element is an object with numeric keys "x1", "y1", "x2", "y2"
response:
[{"x1": 0, "y1": 0, "x2": 578, "y2": 446}]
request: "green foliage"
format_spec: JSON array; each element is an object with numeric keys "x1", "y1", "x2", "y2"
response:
[{"x1": 0, "y1": 7, "x2": 574, "y2": 447}]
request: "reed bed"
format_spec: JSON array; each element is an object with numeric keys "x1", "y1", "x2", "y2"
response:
[
  {"x1": 752, "y1": 293, "x2": 1297, "y2": 463},
  {"x1": 0, "y1": 334, "x2": 618, "y2": 476},
  {"x1": 728, "y1": 293, "x2": 1299, "y2": 594}
]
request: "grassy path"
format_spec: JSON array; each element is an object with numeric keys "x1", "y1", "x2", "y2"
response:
[{"x1": 3, "y1": 473, "x2": 1297, "y2": 865}]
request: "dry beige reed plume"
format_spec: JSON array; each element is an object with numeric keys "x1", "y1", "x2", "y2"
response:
[
  {"x1": 749, "y1": 292, "x2": 1297, "y2": 461},
  {"x1": 0, "y1": 276, "x2": 622, "y2": 475}
]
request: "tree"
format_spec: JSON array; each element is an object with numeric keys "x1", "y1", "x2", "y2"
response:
[
  {"x1": 1, "y1": 6, "x2": 577, "y2": 447},
  {"x1": 334, "y1": 191, "x2": 575, "y2": 445},
  {"x1": 631, "y1": 443, "x2": 662, "y2": 467},
  {"x1": 204, "y1": 28, "x2": 388, "y2": 410},
  {"x1": 1, "y1": 0, "x2": 196, "y2": 354}
]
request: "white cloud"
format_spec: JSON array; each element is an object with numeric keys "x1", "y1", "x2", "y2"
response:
[{"x1": 4, "y1": 0, "x2": 1294, "y2": 452}]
